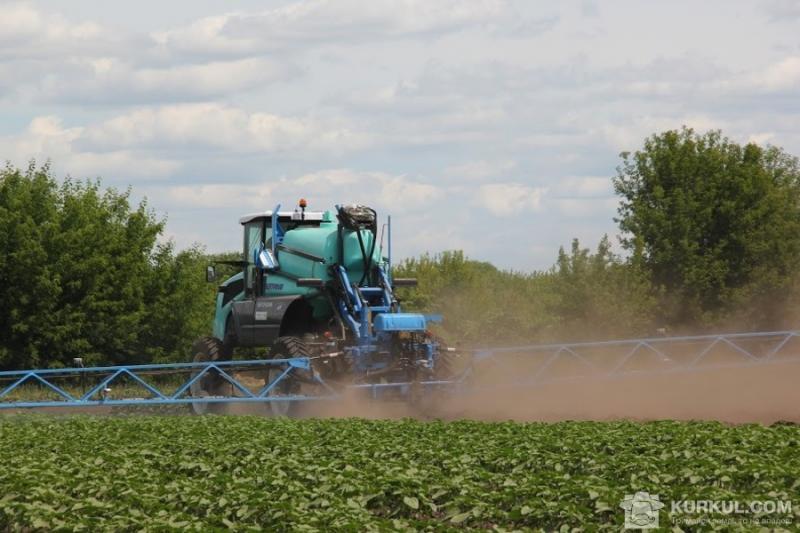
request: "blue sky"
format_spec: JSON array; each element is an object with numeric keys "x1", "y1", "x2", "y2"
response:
[{"x1": 1, "y1": 0, "x2": 799, "y2": 269}]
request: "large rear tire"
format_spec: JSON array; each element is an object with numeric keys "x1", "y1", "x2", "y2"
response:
[
  {"x1": 189, "y1": 336, "x2": 233, "y2": 415},
  {"x1": 264, "y1": 336, "x2": 310, "y2": 417}
]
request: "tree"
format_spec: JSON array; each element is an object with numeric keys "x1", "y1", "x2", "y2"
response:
[
  {"x1": 613, "y1": 127, "x2": 800, "y2": 327},
  {"x1": 0, "y1": 162, "x2": 61, "y2": 369},
  {"x1": 49, "y1": 178, "x2": 164, "y2": 365},
  {"x1": 550, "y1": 236, "x2": 655, "y2": 339},
  {"x1": 139, "y1": 244, "x2": 210, "y2": 363},
  {"x1": 0, "y1": 163, "x2": 218, "y2": 369}
]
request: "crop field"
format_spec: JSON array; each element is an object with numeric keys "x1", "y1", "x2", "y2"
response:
[{"x1": 1, "y1": 416, "x2": 799, "y2": 531}]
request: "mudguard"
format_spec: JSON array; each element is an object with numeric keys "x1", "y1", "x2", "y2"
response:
[{"x1": 230, "y1": 295, "x2": 309, "y2": 347}]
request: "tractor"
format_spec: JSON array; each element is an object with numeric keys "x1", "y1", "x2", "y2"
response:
[{"x1": 190, "y1": 201, "x2": 458, "y2": 415}]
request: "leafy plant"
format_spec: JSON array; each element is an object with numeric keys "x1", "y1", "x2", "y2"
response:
[{"x1": 0, "y1": 416, "x2": 797, "y2": 531}]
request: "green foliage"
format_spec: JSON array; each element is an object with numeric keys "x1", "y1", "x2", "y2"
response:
[
  {"x1": 1, "y1": 416, "x2": 798, "y2": 531},
  {"x1": 394, "y1": 251, "x2": 557, "y2": 345},
  {"x1": 394, "y1": 247, "x2": 655, "y2": 345},
  {"x1": 614, "y1": 127, "x2": 800, "y2": 328},
  {"x1": 550, "y1": 236, "x2": 655, "y2": 339},
  {"x1": 140, "y1": 243, "x2": 214, "y2": 363},
  {"x1": 0, "y1": 163, "x2": 214, "y2": 369}
]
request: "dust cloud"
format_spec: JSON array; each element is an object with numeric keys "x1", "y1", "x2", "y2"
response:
[
  {"x1": 294, "y1": 341, "x2": 800, "y2": 424},
  {"x1": 285, "y1": 363, "x2": 800, "y2": 424},
  {"x1": 432, "y1": 363, "x2": 800, "y2": 424}
]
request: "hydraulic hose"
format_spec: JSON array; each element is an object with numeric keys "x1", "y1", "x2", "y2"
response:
[{"x1": 356, "y1": 228, "x2": 377, "y2": 286}]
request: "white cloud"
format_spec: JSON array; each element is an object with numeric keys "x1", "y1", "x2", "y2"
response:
[
  {"x1": 444, "y1": 159, "x2": 516, "y2": 180},
  {"x1": 290, "y1": 169, "x2": 442, "y2": 209},
  {"x1": 697, "y1": 55, "x2": 800, "y2": 96},
  {"x1": 0, "y1": 4, "x2": 298, "y2": 105},
  {"x1": 599, "y1": 115, "x2": 722, "y2": 151},
  {"x1": 78, "y1": 104, "x2": 369, "y2": 154},
  {"x1": 0, "y1": 116, "x2": 179, "y2": 179},
  {"x1": 40, "y1": 57, "x2": 295, "y2": 103},
  {"x1": 151, "y1": 168, "x2": 442, "y2": 216},
  {"x1": 747, "y1": 132, "x2": 776, "y2": 145},
  {"x1": 553, "y1": 197, "x2": 618, "y2": 217},
  {"x1": 0, "y1": 2, "x2": 116, "y2": 59},
  {"x1": 294, "y1": 169, "x2": 363, "y2": 188},
  {"x1": 378, "y1": 175, "x2": 441, "y2": 206},
  {"x1": 552, "y1": 176, "x2": 613, "y2": 198},
  {"x1": 476, "y1": 183, "x2": 547, "y2": 216},
  {"x1": 153, "y1": 0, "x2": 509, "y2": 57},
  {"x1": 166, "y1": 184, "x2": 275, "y2": 208},
  {"x1": 0, "y1": 3, "x2": 43, "y2": 44},
  {"x1": 0, "y1": 3, "x2": 100, "y2": 43},
  {"x1": 515, "y1": 132, "x2": 594, "y2": 148},
  {"x1": 756, "y1": 56, "x2": 800, "y2": 91}
]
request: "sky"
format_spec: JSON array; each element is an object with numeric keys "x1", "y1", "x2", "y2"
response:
[{"x1": 1, "y1": 0, "x2": 799, "y2": 270}]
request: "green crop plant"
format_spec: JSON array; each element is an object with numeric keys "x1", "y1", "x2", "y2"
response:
[{"x1": 0, "y1": 416, "x2": 798, "y2": 531}]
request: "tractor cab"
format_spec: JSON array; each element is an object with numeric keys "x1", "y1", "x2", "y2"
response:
[{"x1": 238, "y1": 204, "x2": 328, "y2": 296}]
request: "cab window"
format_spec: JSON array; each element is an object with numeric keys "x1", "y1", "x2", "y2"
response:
[
  {"x1": 243, "y1": 220, "x2": 273, "y2": 291},
  {"x1": 244, "y1": 222, "x2": 263, "y2": 263}
]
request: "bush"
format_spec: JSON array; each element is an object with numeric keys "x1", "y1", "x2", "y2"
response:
[{"x1": 0, "y1": 163, "x2": 213, "y2": 369}]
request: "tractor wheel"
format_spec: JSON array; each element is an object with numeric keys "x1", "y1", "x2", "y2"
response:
[
  {"x1": 189, "y1": 336, "x2": 233, "y2": 415},
  {"x1": 264, "y1": 336, "x2": 309, "y2": 417}
]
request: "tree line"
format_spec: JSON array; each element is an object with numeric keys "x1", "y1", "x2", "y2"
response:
[{"x1": 2, "y1": 127, "x2": 800, "y2": 368}]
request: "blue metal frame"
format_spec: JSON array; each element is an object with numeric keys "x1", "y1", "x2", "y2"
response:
[
  {"x1": 471, "y1": 330, "x2": 800, "y2": 387},
  {"x1": 0, "y1": 358, "x2": 329, "y2": 409},
  {"x1": 2, "y1": 330, "x2": 798, "y2": 410},
  {"x1": 387, "y1": 214, "x2": 392, "y2": 284},
  {"x1": 331, "y1": 261, "x2": 433, "y2": 374},
  {"x1": 271, "y1": 203, "x2": 283, "y2": 256}
]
